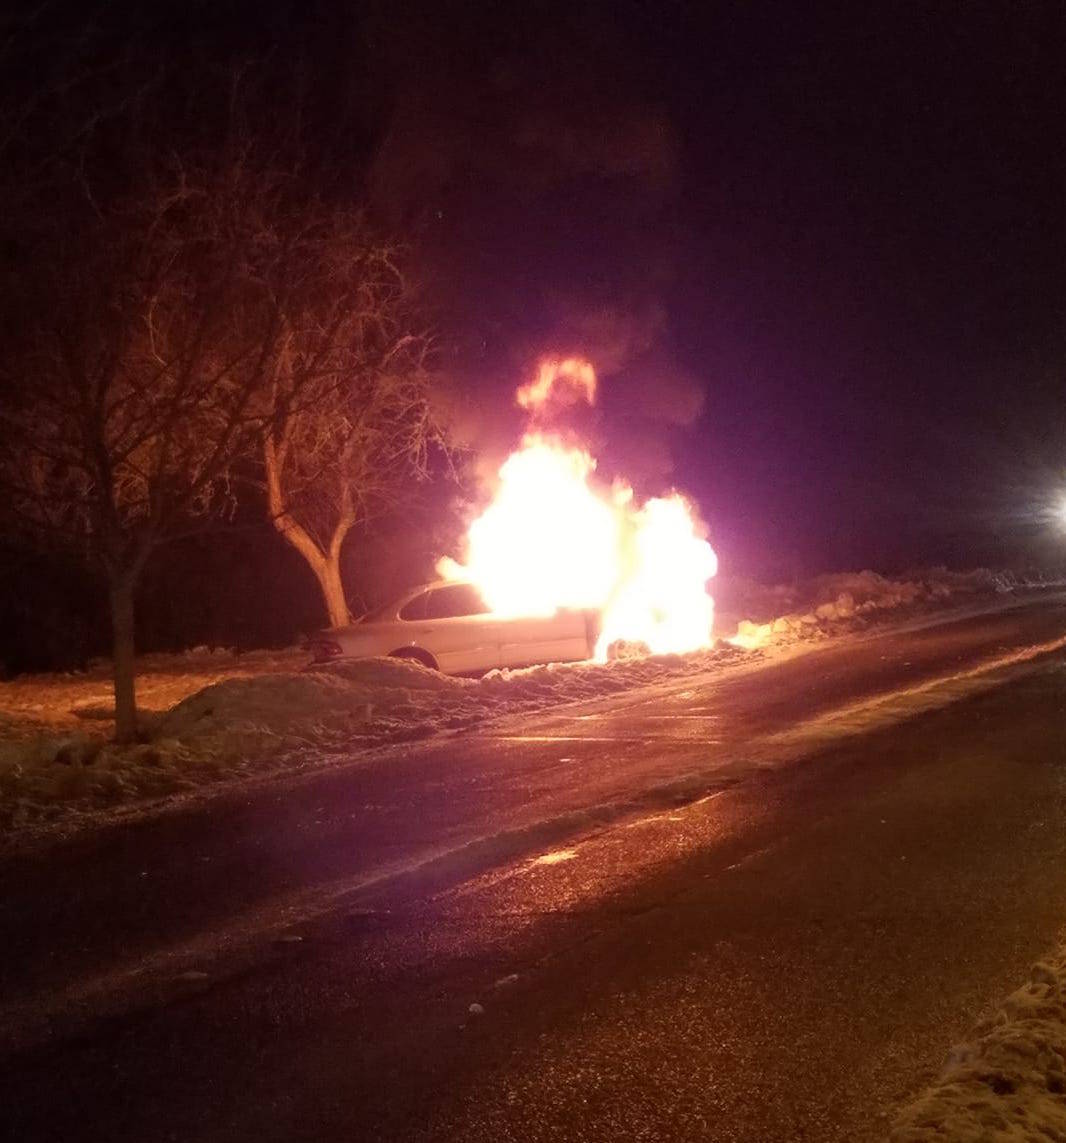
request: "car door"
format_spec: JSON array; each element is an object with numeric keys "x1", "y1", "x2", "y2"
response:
[
  {"x1": 405, "y1": 584, "x2": 502, "y2": 673},
  {"x1": 496, "y1": 608, "x2": 594, "y2": 669}
]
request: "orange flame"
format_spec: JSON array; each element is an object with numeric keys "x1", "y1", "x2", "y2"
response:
[
  {"x1": 443, "y1": 358, "x2": 717, "y2": 658},
  {"x1": 515, "y1": 356, "x2": 597, "y2": 412}
]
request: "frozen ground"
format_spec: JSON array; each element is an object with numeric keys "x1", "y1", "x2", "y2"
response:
[
  {"x1": 0, "y1": 645, "x2": 306, "y2": 733},
  {"x1": 0, "y1": 567, "x2": 1037, "y2": 833},
  {"x1": 891, "y1": 946, "x2": 1066, "y2": 1141},
  {"x1": 0, "y1": 646, "x2": 750, "y2": 832}
]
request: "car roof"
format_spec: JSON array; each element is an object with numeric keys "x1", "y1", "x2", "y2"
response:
[
  {"x1": 404, "y1": 579, "x2": 470, "y2": 597},
  {"x1": 380, "y1": 579, "x2": 476, "y2": 611}
]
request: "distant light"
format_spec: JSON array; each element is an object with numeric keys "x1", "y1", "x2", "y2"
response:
[{"x1": 1057, "y1": 499, "x2": 1066, "y2": 527}]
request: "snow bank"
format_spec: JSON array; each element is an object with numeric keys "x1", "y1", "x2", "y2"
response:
[
  {"x1": 0, "y1": 565, "x2": 1054, "y2": 834},
  {"x1": 892, "y1": 948, "x2": 1066, "y2": 1141},
  {"x1": 159, "y1": 648, "x2": 745, "y2": 751},
  {"x1": 0, "y1": 645, "x2": 746, "y2": 832},
  {"x1": 723, "y1": 567, "x2": 1020, "y2": 649}
]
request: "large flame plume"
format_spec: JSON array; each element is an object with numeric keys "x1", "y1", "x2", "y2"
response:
[
  {"x1": 515, "y1": 356, "x2": 597, "y2": 411},
  {"x1": 440, "y1": 359, "x2": 717, "y2": 658}
]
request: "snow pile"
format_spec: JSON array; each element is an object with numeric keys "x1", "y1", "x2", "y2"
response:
[
  {"x1": 0, "y1": 645, "x2": 747, "y2": 831},
  {"x1": 892, "y1": 948, "x2": 1066, "y2": 1141},
  {"x1": 159, "y1": 648, "x2": 746, "y2": 752},
  {"x1": 1, "y1": 564, "x2": 1055, "y2": 833},
  {"x1": 724, "y1": 567, "x2": 1016, "y2": 649}
]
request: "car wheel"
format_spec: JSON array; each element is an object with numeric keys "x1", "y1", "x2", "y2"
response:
[{"x1": 389, "y1": 647, "x2": 439, "y2": 672}]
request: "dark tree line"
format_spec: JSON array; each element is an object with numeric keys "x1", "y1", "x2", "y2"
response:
[
  {"x1": 0, "y1": 1, "x2": 691, "y2": 742},
  {"x1": 0, "y1": 28, "x2": 454, "y2": 740}
]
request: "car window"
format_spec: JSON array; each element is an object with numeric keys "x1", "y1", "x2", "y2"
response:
[
  {"x1": 421, "y1": 584, "x2": 490, "y2": 620},
  {"x1": 362, "y1": 599, "x2": 399, "y2": 622},
  {"x1": 398, "y1": 592, "x2": 429, "y2": 621}
]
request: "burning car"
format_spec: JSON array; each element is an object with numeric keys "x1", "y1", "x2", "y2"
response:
[
  {"x1": 433, "y1": 358, "x2": 718, "y2": 659},
  {"x1": 312, "y1": 356, "x2": 717, "y2": 674},
  {"x1": 308, "y1": 581, "x2": 599, "y2": 674}
]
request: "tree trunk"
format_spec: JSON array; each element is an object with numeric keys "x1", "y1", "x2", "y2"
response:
[
  {"x1": 264, "y1": 438, "x2": 353, "y2": 628},
  {"x1": 109, "y1": 575, "x2": 139, "y2": 743},
  {"x1": 311, "y1": 552, "x2": 350, "y2": 628},
  {"x1": 268, "y1": 514, "x2": 352, "y2": 627}
]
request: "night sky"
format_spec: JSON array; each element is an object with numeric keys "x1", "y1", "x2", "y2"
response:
[
  {"x1": 4, "y1": 0, "x2": 1066, "y2": 664},
  {"x1": 347, "y1": 1, "x2": 1066, "y2": 576}
]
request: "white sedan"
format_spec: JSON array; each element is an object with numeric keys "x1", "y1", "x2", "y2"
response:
[{"x1": 308, "y1": 581, "x2": 599, "y2": 674}]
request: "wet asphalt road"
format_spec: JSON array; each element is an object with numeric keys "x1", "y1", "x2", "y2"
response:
[{"x1": 5, "y1": 595, "x2": 1066, "y2": 1141}]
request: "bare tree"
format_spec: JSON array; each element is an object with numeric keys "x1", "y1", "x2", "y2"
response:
[
  {"x1": 0, "y1": 145, "x2": 296, "y2": 740},
  {"x1": 257, "y1": 216, "x2": 446, "y2": 627},
  {"x1": 0, "y1": 37, "x2": 452, "y2": 732}
]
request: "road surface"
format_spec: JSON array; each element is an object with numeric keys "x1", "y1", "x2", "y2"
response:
[{"x1": 4, "y1": 595, "x2": 1066, "y2": 1141}]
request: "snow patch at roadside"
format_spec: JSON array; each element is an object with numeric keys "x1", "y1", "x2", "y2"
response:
[
  {"x1": 725, "y1": 567, "x2": 1022, "y2": 649},
  {"x1": 891, "y1": 949, "x2": 1066, "y2": 1141},
  {"x1": 0, "y1": 646, "x2": 747, "y2": 831},
  {"x1": 0, "y1": 565, "x2": 1051, "y2": 834},
  {"x1": 160, "y1": 647, "x2": 747, "y2": 750}
]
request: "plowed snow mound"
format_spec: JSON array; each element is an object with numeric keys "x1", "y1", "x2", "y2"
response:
[
  {"x1": 3, "y1": 565, "x2": 1057, "y2": 834},
  {"x1": 159, "y1": 657, "x2": 480, "y2": 750},
  {"x1": 160, "y1": 647, "x2": 742, "y2": 748},
  {"x1": 723, "y1": 566, "x2": 1030, "y2": 648},
  {"x1": 1, "y1": 645, "x2": 747, "y2": 832},
  {"x1": 892, "y1": 949, "x2": 1066, "y2": 1141},
  {"x1": 317, "y1": 657, "x2": 471, "y2": 690},
  {"x1": 161, "y1": 662, "x2": 462, "y2": 737}
]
